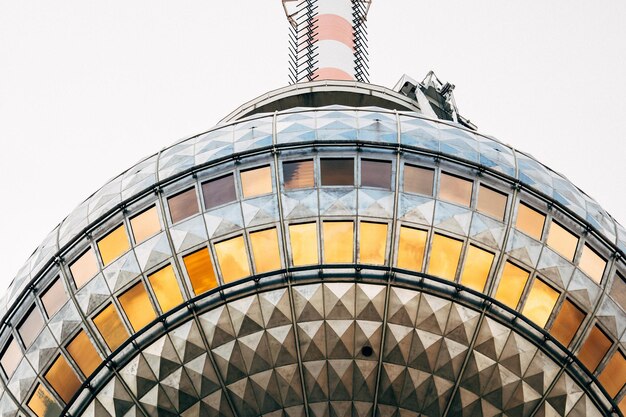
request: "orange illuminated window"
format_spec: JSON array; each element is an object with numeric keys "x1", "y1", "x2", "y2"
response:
[
  {"x1": 1, "y1": 337, "x2": 22, "y2": 377},
  {"x1": 70, "y1": 248, "x2": 99, "y2": 289},
  {"x1": 93, "y1": 303, "x2": 129, "y2": 352},
  {"x1": 598, "y1": 351, "x2": 626, "y2": 398},
  {"x1": 477, "y1": 184, "x2": 507, "y2": 220},
  {"x1": 28, "y1": 384, "x2": 62, "y2": 417},
  {"x1": 241, "y1": 166, "x2": 273, "y2": 198},
  {"x1": 546, "y1": 221, "x2": 578, "y2": 261},
  {"x1": 522, "y1": 278, "x2": 559, "y2": 327},
  {"x1": 289, "y1": 223, "x2": 319, "y2": 266},
  {"x1": 427, "y1": 234, "x2": 463, "y2": 281},
  {"x1": 97, "y1": 224, "x2": 130, "y2": 266},
  {"x1": 250, "y1": 228, "x2": 282, "y2": 273},
  {"x1": 578, "y1": 244, "x2": 606, "y2": 284},
  {"x1": 44, "y1": 355, "x2": 82, "y2": 403},
  {"x1": 118, "y1": 282, "x2": 157, "y2": 332},
  {"x1": 404, "y1": 165, "x2": 434, "y2": 196},
  {"x1": 359, "y1": 222, "x2": 387, "y2": 265},
  {"x1": 361, "y1": 159, "x2": 392, "y2": 189},
  {"x1": 515, "y1": 203, "x2": 545, "y2": 240},
  {"x1": 202, "y1": 174, "x2": 237, "y2": 209},
  {"x1": 439, "y1": 173, "x2": 472, "y2": 207},
  {"x1": 130, "y1": 206, "x2": 161, "y2": 244},
  {"x1": 183, "y1": 248, "x2": 218, "y2": 295},
  {"x1": 283, "y1": 160, "x2": 314, "y2": 190},
  {"x1": 550, "y1": 299, "x2": 585, "y2": 347},
  {"x1": 148, "y1": 265, "x2": 184, "y2": 313},
  {"x1": 494, "y1": 262, "x2": 530, "y2": 309},
  {"x1": 66, "y1": 330, "x2": 101, "y2": 377},
  {"x1": 396, "y1": 226, "x2": 427, "y2": 272},
  {"x1": 460, "y1": 245, "x2": 494, "y2": 292},
  {"x1": 167, "y1": 188, "x2": 199, "y2": 224},
  {"x1": 323, "y1": 221, "x2": 354, "y2": 263},
  {"x1": 41, "y1": 278, "x2": 68, "y2": 318},
  {"x1": 577, "y1": 325, "x2": 612, "y2": 372},
  {"x1": 18, "y1": 306, "x2": 45, "y2": 348},
  {"x1": 215, "y1": 236, "x2": 251, "y2": 282}
]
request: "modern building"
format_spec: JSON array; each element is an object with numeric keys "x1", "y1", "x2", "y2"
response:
[{"x1": 1, "y1": 2, "x2": 625, "y2": 417}]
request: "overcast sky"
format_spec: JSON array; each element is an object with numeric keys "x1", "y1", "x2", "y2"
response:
[{"x1": 1, "y1": 1, "x2": 625, "y2": 296}]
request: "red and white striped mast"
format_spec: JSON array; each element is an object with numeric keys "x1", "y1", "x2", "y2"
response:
[{"x1": 282, "y1": 0, "x2": 372, "y2": 83}]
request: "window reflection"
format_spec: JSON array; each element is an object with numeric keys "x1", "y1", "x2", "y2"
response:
[
  {"x1": 183, "y1": 248, "x2": 218, "y2": 295},
  {"x1": 44, "y1": 355, "x2": 81, "y2": 403},
  {"x1": 289, "y1": 223, "x2": 319, "y2": 266},
  {"x1": 0, "y1": 337, "x2": 22, "y2": 377},
  {"x1": 396, "y1": 226, "x2": 427, "y2": 271},
  {"x1": 477, "y1": 185, "x2": 507, "y2": 220},
  {"x1": 578, "y1": 245, "x2": 606, "y2": 284},
  {"x1": 250, "y1": 228, "x2": 281, "y2": 273},
  {"x1": 361, "y1": 159, "x2": 392, "y2": 189},
  {"x1": 203, "y1": 174, "x2": 237, "y2": 209},
  {"x1": 18, "y1": 306, "x2": 45, "y2": 348},
  {"x1": 550, "y1": 299, "x2": 585, "y2": 347},
  {"x1": 130, "y1": 206, "x2": 160, "y2": 244},
  {"x1": 546, "y1": 221, "x2": 578, "y2": 261},
  {"x1": 610, "y1": 274, "x2": 626, "y2": 310},
  {"x1": 439, "y1": 173, "x2": 472, "y2": 207},
  {"x1": 66, "y1": 330, "x2": 101, "y2": 377},
  {"x1": 404, "y1": 165, "x2": 434, "y2": 196},
  {"x1": 70, "y1": 248, "x2": 99, "y2": 289},
  {"x1": 360, "y1": 222, "x2": 387, "y2": 265},
  {"x1": 515, "y1": 203, "x2": 545, "y2": 240},
  {"x1": 577, "y1": 325, "x2": 612, "y2": 372},
  {"x1": 323, "y1": 221, "x2": 354, "y2": 263},
  {"x1": 427, "y1": 234, "x2": 463, "y2": 281},
  {"x1": 41, "y1": 278, "x2": 68, "y2": 318},
  {"x1": 283, "y1": 160, "x2": 314, "y2": 190},
  {"x1": 148, "y1": 265, "x2": 184, "y2": 313},
  {"x1": 598, "y1": 351, "x2": 626, "y2": 398},
  {"x1": 93, "y1": 303, "x2": 129, "y2": 352},
  {"x1": 241, "y1": 166, "x2": 272, "y2": 198},
  {"x1": 168, "y1": 188, "x2": 199, "y2": 224},
  {"x1": 460, "y1": 245, "x2": 494, "y2": 292},
  {"x1": 215, "y1": 236, "x2": 250, "y2": 282},
  {"x1": 118, "y1": 282, "x2": 157, "y2": 332},
  {"x1": 27, "y1": 384, "x2": 62, "y2": 417},
  {"x1": 321, "y1": 158, "x2": 354, "y2": 186},
  {"x1": 522, "y1": 278, "x2": 559, "y2": 327},
  {"x1": 494, "y1": 262, "x2": 530, "y2": 309},
  {"x1": 97, "y1": 224, "x2": 130, "y2": 266}
]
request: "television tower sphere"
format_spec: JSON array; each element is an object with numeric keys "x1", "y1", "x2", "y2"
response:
[{"x1": 0, "y1": 2, "x2": 625, "y2": 417}]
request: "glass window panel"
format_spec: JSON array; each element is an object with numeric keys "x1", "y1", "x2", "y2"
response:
[
  {"x1": 404, "y1": 165, "x2": 434, "y2": 196},
  {"x1": 148, "y1": 265, "x2": 184, "y2": 313},
  {"x1": 130, "y1": 206, "x2": 160, "y2": 244},
  {"x1": 427, "y1": 234, "x2": 463, "y2": 280},
  {"x1": 522, "y1": 278, "x2": 559, "y2": 327},
  {"x1": 202, "y1": 174, "x2": 237, "y2": 209},
  {"x1": 41, "y1": 278, "x2": 68, "y2": 318},
  {"x1": 598, "y1": 351, "x2": 626, "y2": 398},
  {"x1": 70, "y1": 248, "x2": 99, "y2": 289},
  {"x1": 250, "y1": 228, "x2": 281, "y2": 274},
  {"x1": 550, "y1": 299, "x2": 585, "y2": 347},
  {"x1": 321, "y1": 158, "x2": 354, "y2": 186},
  {"x1": 118, "y1": 282, "x2": 156, "y2": 332},
  {"x1": 18, "y1": 307, "x2": 45, "y2": 347},
  {"x1": 44, "y1": 355, "x2": 81, "y2": 403},
  {"x1": 460, "y1": 245, "x2": 494, "y2": 292},
  {"x1": 477, "y1": 185, "x2": 507, "y2": 220},
  {"x1": 66, "y1": 330, "x2": 101, "y2": 377},
  {"x1": 97, "y1": 224, "x2": 130, "y2": 266},
  {"x1": 546, "y1": 221, "x2": 578, "y2": 261},
  {"x1": 1, "y1": 337, "x2": 22, "y2": 377},
  {"x1": 93, "y1": 303, "x2": 129, "y2": 352},
  {"x1": 241, "y1": 166, "x2": 272, "y2": 198},
  {"x1": 283, "y1": 160, "x2": 314, "y2": 190},
  {"x1": 515, "y1": 203, "x2": 545, "y2": 240},
  {"x1": 494, "y1": 262, "x2": 530, "y2": 309},
  {"x1": 215, "y1": 236, "x2": 251, "y2": 283},
  {"x1": 323, "y1": 221, "x2": 354, "y2": 263},
  {"x1": 397, "y1": 226, "x2": 427, "y2": 271},
  {"x1": 361, "y1": 159, "x2": 392, "y2": 189},
  {"x1": 578, "y1": 245, "x2": 606, "y2": 284},
  {"x1": 167, "y1": 188, "x2": 199, "y2": 224},
  {"x1": 289, "y1": 223, "x2": 319, "y2": 266},
  {"x1": 360, "y1": 222, "x2": 387, "y2": 265},
  {"x1": 439, "y1": 173, "x2": 472, "y2": 207},
  {"x1": 183, "y1": 248, "x2": 218, "y2": 295},
  {"x1": 610, "y1": 274, "x2": 626, "y2": 310},
  {"x1": 577, "y1": 325, "x2": 612, "y2": 372},
  {"x1": 28, "y1": 384, "x2": 62, "y2": 417}
]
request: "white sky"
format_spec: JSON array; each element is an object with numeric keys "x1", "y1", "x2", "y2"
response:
[{"x1": 1, "y1": 1, "x2": 625, "y2": 296}]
